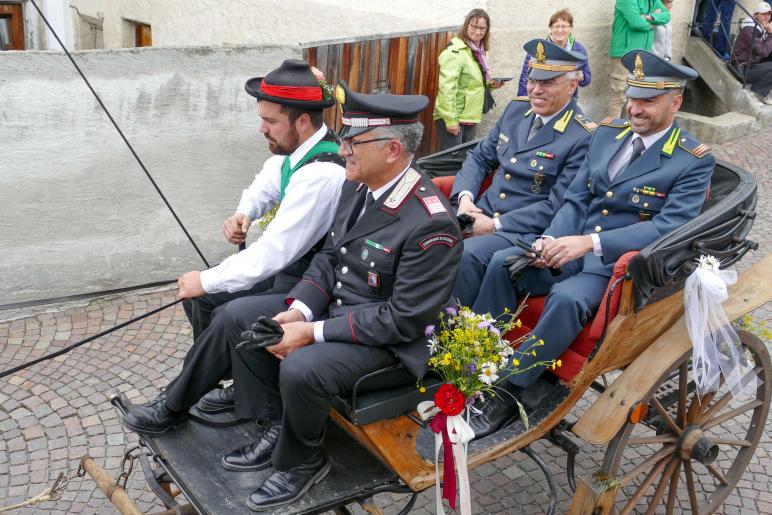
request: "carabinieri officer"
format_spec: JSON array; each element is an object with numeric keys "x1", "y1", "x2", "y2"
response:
[
  {"x1": 469, "y1": 50, "x2": 715, "y2": 439},
  {"x1": 451, "y1": 38, "x2": 595, "y2": 307}
]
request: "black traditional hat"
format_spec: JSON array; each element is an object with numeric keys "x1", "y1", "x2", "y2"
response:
[
  {"x1": 335, "y1": 80, "x2": 429, "y2": 138},
  {"x1": 523, "y1": 38, "x2": 587, "y2": 81},
  {"x1": 622, "y1": 50, "x2": 698, "y2": 99},
  {"x1": 245, "y1": 59, "x2": 335, "y2": 109}
]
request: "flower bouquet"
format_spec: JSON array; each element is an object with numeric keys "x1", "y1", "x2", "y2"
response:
[{"x1": 418, "y1": 303, "x2": 558, "y2": 515}]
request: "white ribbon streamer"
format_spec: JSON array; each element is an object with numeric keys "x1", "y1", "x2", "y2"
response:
[
  {"x1": 684, "y1": 256, "x2": 757, "y2": 400},
  {"x1": 418, "y1": 401, "x2": 476, "y2": 515}
]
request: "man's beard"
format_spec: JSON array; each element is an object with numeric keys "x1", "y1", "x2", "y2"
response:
[{"x1": 266, "y1": 128, "x2": 301, "y2": 155}]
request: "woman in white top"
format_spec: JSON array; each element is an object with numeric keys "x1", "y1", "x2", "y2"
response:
[{"x1": 653, "y1": 0, "x2": 674, "y2": 61}]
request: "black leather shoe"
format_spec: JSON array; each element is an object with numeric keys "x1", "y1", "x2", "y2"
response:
[
  {"x1": 198, "y1": 384, "x2": 235, "y2": 413},
  {"x1": 469, "y1": 393, "x2": 519, "y2": 440},
  {"x1": 122, "y1": 394, "x2": 188, "y2": 436},
  {"x1": 222, "y1": 424, "x2": 281, "y2": 471},
  {"x1": 246, "y1": 455, "x2": 330, "y2": 511}
]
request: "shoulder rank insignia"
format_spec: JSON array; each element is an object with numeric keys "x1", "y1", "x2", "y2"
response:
[
  {"x1": 678, "y1": 138, "x2": 712, "y2": 158},
  {"x1": 600, "y1": 116, "x2": 631, "y2": 128},
  {"x1": 553, "y1": 109, "x2": 574, "y2": 133},
  {"x1": 574, "y1": 114, "x2": 598, "y2": 132},
  {"x1": 383, "y1": 168, "x2": 421, "y2": 212}
]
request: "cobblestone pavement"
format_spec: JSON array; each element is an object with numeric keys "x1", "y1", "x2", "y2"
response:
[{"x1": 1, "y1": 129, "x2": 771, "y2": 514}]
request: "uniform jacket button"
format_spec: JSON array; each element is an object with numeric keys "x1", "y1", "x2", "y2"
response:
[
  {"x1": 341, "y1": 266, "x2": 349, "y2": 274},
  {"x1": 602, "y1": 209, "x2": 609, "y2": 216},
  {"x1": 335, "y1": 281, "x2": 342, "y2": 289},
  {"x1": 606, "y1": 191, "x2": 614, "y2": 199},
  {"x1": 504, "y1": 173, "x2": 511, "y2": 180},
  {"x1": 493, "y1": 212, "x2": 500, "y2": 218},
  {"x1": 336, "y1": 299, "x2": 342, "y2": 306},
  {"x1": 340, "y1": 247, "x2": 347, "y2": 255},
  {"x1": 510, "y1": 157, "x2": 517, "y2": 164},
  {"x1": 499, "y1": 192, "x2": 506, "y2": 199},
  {"x1": 530, "y1": 159, "x2": 537, "y2": 167},
  {"x1": 643, "y1": 202, "x2": 649, "y2": 208},
  {"x1": 595, "y1": 226, "x2": 602, "y2": 233}
]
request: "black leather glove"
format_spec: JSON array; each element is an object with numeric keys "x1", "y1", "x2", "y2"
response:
[
  {"x1": 503, "y1": 254, "x2": 533, "y2": 284},
  {"x1": 236, "y1": 316, "x2": 284, "y2": 351}
]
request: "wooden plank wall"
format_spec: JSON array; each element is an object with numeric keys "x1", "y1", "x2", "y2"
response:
[{"x1": 304, "y1": 30, "x2": 454, "y2": 157}]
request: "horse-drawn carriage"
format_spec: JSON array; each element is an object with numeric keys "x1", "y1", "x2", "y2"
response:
[{"x1": 87, "y1": 142, "x2": 771, "y2": 514}]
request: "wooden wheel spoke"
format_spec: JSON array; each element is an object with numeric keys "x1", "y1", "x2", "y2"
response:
[
  {"x1": 627, "y1": 435, "x2": 678, "y2": 446},
  {"x1": 619, "y1": 456, "x2": 671, "y2": 515},
  {"x1": 618, "y1": 445, "x2": 676, "y2": 487},
  {"x1": 696, "y1": 390, "x2": 733, "y2": 425},
  {"x1": 706, "y1": 463, "x2": 729, "y2": 486},
  {"x1": 665, "y1": 461, "x2": 682, "y2": 515},
  {"x1": 678, "y1": 363, "x2": 688, "y2": 427},
  {"x1": 711, "y1": 438, "x2": 751, "y2": 447},
  {"x1": 652, "y1": 397, "x2": 682, "y2": 436},
  {"x1": 644, "y1": 458, "x2": 680, "y2": 515},
  {"x1": 684, "y1": 461, "x2": 701, "y2": 515},
  {"x1": 686, "y1": 391, "x2": 713, "y2": 424},
  {"x1": 702, "y1": 399, "x2": 764, "y2": 430}
]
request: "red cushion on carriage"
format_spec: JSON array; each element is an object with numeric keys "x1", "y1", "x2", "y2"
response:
[{"x1": 431, "y1": 174, "x2": 494, "y2": 199}]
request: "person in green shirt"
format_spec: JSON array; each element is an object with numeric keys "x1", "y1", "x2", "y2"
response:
[{"x1": 608, "y1": 0, "x2": 671, "y2": 116}]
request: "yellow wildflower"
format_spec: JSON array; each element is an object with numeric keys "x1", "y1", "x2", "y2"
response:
[
  {"x1": 513, "y1": 359, "x2": 520, "y2": 366},
  {"x1": 515, "y1": 319, "x2": 522, "y2": 328},
  {"x1": 419, "y1": 386, "x2": 426, "y2": 393}
]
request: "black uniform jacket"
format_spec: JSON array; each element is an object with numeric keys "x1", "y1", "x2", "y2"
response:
[{"x1": 285, "y1": 168, "x2": 462, "y2": 378}]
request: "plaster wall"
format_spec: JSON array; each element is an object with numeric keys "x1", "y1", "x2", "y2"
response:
[{"x1": 0, "y1": 45, "x2": 297, "y2": 305}]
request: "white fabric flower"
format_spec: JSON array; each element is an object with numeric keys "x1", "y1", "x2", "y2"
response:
[{"x1": 697, "y1": 254, "x2": 721, "y2": 272}]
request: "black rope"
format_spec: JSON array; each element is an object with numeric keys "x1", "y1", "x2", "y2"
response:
[
  {"x1": 0, "y1": 299, "x2": 182, "y2": 379},
  {"x1": 28, "y1": 0, "x2": 210, "y2": 268}
]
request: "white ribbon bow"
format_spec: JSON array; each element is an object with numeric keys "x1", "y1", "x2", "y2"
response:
[
  {"x1": 418, "y1": 401, "x2": 476, "y2": 515},
  {"x1": 684, "y1": 256, "x2": 757, "y2": 400}
]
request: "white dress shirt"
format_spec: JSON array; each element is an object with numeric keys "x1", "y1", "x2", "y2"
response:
[
  {"x1": 199, "y1": 124, "x2": 346, "y2": 293},
  {"x1": 457, "y1": 99, "x2": 571, "y2": 231},
  {"x1": 290, "y1": 164, "x2": 412, "y2": 343},
  {"x1": 588, "y1": 124, "x2": 673, "y2": 255}
]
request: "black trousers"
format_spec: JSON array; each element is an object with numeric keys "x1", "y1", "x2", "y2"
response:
[
  {"x1": 435, "y1": 119, "x2": 478, "y2": 151},
  {"x1": 183, "y1": 271, "x2": 303, "y2": 339},
  {"x1": 746, "y1": 61, "x2": 772, "y2": 97},
  {"x1": 166, "y1": 293, "x2": 414, "y2": 470}
]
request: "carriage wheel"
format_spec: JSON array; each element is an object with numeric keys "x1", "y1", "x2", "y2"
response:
[{"x1": 599, "y1": 330, "x2": 771, "y2": 514}]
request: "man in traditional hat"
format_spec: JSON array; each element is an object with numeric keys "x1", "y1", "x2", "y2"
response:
[
  {"x1": 468, "y1": 50, "x2": 715, "y2": 438},
  {"x1": 122, "y1": 59, "x2": 345, "y2": 428},
  {"x1": 451, "y1": 38, "x2": 594, "y2": 308}
]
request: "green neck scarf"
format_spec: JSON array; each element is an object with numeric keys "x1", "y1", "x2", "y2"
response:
[{"x1": 279, "y1": 139, "x2": 340, "y2": 200}]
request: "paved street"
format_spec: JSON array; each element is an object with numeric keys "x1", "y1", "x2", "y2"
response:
[{"x1": 1, "y1": 128, "x2": 770, "y2": 514}]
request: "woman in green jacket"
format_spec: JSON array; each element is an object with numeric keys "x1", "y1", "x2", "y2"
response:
[{"x1": 433, "y1": 9, "x2": 502, "y2": 150}]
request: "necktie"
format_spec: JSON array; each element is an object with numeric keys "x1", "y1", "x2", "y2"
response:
[
  {"x1": 627, "y1": 137, "x2": 646, "y2": 168},
  {"x1": 346, "y1": 190, "x2": 367, "y2": 231},
  {"x1": 363, "y1": 192, "x2": 376, "y2": 214},
  {"x1": 527, "y1": 116, "x2": 544, "y2": 142}
]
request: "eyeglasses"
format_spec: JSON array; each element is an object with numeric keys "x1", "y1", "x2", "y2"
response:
[
  {"x1": 469, "y1": 23, "x2": 488, "y2": 33},
  {"x1": 550, "y1": 24, "x2": 572, "y2": 31},
  {"x1": 340, "y1": 137, "x2": 394, "y2": 154},
  {"x1": 527, "y1": 77, "x2": 572, "y2": 88}
]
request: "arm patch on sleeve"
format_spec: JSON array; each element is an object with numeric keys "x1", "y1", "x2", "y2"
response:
[{"x1": 419, "y1": 233, "x2": 458, "y2": 250}]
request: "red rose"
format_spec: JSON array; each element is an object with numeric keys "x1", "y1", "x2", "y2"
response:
[{"x1": 434, "y1": 383, "x2": 466, "y2": 416}]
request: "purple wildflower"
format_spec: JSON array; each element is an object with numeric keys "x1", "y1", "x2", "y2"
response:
[
  {"x1": 469, "y1": 361, "x2": 477, "y2": 374},
  {"x1": 445, "y1": 306, "x2": 458, "y2": 316},
  {"x1": 477, "y1": 320, "x2": 490, "y2": 329},
  {"x1": 490, "y1": 326, "x2": 501, "y2": 336},
  {"x1": 424, "y1": 324, "x2": 435, "y2": 336}
]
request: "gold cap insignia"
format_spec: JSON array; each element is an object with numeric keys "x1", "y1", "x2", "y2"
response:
[
  {"x1": 335, "y1": 84, "x2": 346, "y2": 106},
  {"x1": 634, "y1": 53, "x2": 645, "y2": 81},
  {"x1": 536, "y1": 42, "x2": 546, "y2": 64}
]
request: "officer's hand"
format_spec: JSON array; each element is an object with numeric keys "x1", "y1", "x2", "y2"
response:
[
  {"x1": 541, "y1": 235, "x2": 594, "y2": 269},
  {"x1": 446, "y1": 125, "x2": 460, "y2": 136},
  {"x1": 576, "y1": 71, "x2": 585, "y2": 83},
  {"x1": 223, "y1": 213, "x2": 251, "y2": 244},
  {"x1": 457, "y1": 196, "x2": 483, "y2": 215},
  {"x1": 468, "y1": 212, "x2": 495, "y2": 236},
  {"x1": 530, "y1": 238, "x2": 548, "y2": 268},
  {"x1": 273, "y1": 309, "x2": 306, "y2": 324},
  {"x1": 178, "y1": 271, "x2": 206, "y2": 300},
  {"x1": 266, "y1": 321, "x2": 314, "y2": 359}
]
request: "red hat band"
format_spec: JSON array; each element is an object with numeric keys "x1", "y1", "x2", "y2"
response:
[{"x1": 259, "y1": 83, "x2": 322, "y2": 102}]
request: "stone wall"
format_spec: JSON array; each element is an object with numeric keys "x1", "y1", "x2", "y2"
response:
[{"x1": 0, "y1": 45, "x2": 297, "y2": 305}]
